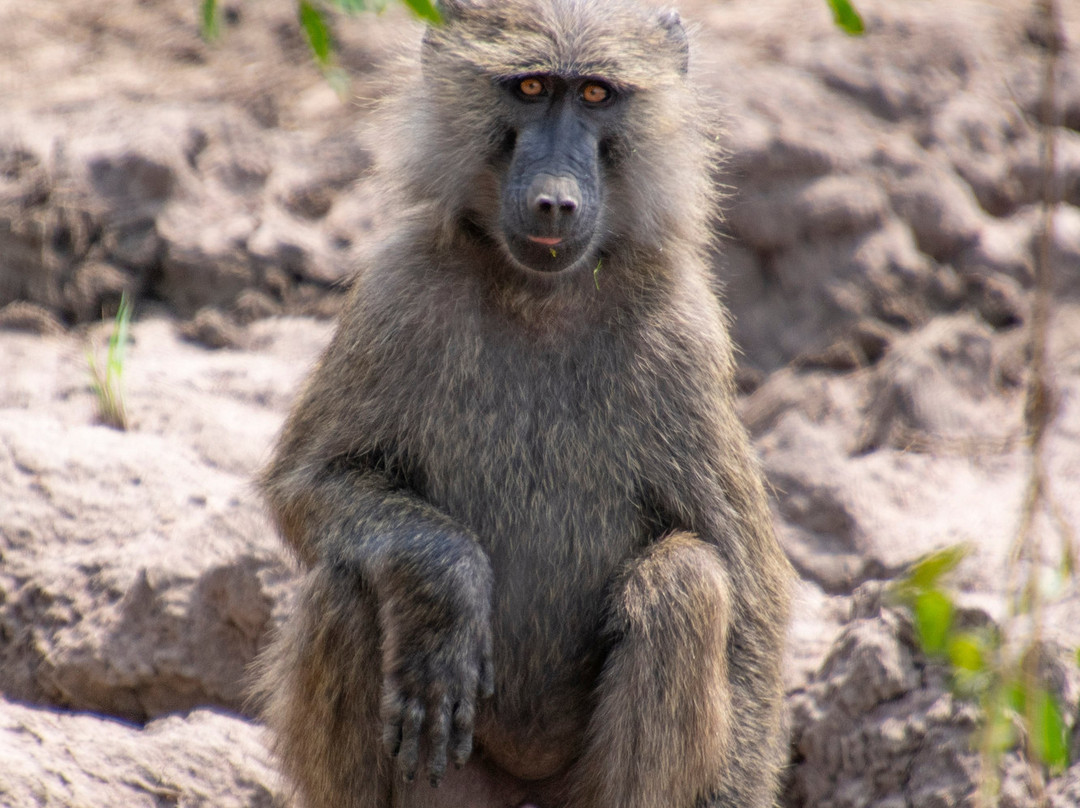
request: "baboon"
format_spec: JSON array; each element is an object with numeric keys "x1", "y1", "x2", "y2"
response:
[{"x1": 256, "y1": 1, "x2": 793, "y2": 807}]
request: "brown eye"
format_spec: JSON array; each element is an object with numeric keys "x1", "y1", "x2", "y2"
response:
[
  {"x1": 581, "y1": 82, "x2": 610, "y2": 104},
  {"x1": 519, "y1": 77, "x2": 544, "y2": 96}
]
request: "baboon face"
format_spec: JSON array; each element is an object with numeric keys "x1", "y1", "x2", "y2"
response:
[
  {"x1": 420, "y1": 0, "x2": 694, "y2": 278},
  {"x1": 496, "y1": 72, "x2": 620, "y2": 274}
]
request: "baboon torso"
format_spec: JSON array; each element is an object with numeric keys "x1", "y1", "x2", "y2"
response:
[{"x1": 319, "y1": 239, "x2": 723, "y2": 765}]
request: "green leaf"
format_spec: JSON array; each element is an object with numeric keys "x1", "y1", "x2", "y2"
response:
[
  {"x1": 87, "y1": 291, "x2": 132, "y2": 431},
  {"x1": 200, "y1": 0, "x2": 220, "y2": 41},
  {"x1": 1005, "y1": 678, "x2": 1026, "y2": 716},
  {"x1": 947, "y1": 633, "x2": 985, "y2": 673},
  {"x1": 914, "y1": 589, "x2": 954, "y2": 655},
  {"x1": 983, "y1": 701, "x2": 1017, "y2": 754},
  {"x1": 402, "y1": 0, "x2": 442, "y2": 24},
  {"x1": 326, "y1": 0, "x2": 393, "y2": 14},
  {"x1": 327, "y1": 0, "x2": 367, "y2": 12},
  {"x1": 1029, "y1": 687, "x2": 1070, "y2": 773},
  {"x1": 299, "y1": 0, "x2": 332, "y2": 66},
  {"x1": 906, "y1": 545, "x2": 971, "y2": 593},
  {"x1": 826, "y1": 0, "x2": 864, "y2": 35},
  {"x1": 107, "y1": 291, "x2": 132, "y2": 382}
]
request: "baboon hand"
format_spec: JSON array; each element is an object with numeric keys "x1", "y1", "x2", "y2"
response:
[{"x1": 378, "y1": 557, "x2": 494, "y2": 788}]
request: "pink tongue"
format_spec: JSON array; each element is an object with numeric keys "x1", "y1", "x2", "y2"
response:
[{"x1": 528, "y1": 236, "x2": 562, "y2": 246}]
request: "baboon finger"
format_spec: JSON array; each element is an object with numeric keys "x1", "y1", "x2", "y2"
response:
[
  {"x1": 397, "y1": 698, "x2": 425, "y2": 782},
  {"x1": 381, "y1": 688, "x2": 405, "y2": 758},
  {"x1": 449, "y1": 698, "x2": 475, "y2": 767},
  {"x1": 426, "y1": 695, "x2": 452, "y2": 787}
]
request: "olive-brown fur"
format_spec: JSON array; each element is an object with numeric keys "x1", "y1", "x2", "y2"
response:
[{"x1": 254, "y1": 1, "x2": 793, "y2": 806}]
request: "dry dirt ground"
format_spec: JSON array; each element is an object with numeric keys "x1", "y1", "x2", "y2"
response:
[{"x1": 2, "y1": 0, "x2": 1080, "y2": 805}]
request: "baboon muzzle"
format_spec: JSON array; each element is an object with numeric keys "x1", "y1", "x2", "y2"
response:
[{"x1": 500, "y1": 100, "x2": 601, "y2": 274}]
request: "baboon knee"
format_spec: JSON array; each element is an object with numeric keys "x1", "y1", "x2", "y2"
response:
[{"x1": 614, "y1": 531, "x2": 732, "y2": 640}]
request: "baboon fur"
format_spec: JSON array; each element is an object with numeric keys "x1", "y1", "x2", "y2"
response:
[{"x1": 255, "y1": 1, "x2": 793, "y2": 807}]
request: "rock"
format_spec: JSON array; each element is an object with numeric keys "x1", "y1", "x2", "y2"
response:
[
  {"x1": 86, "y1": 150, "x2": 176, "y2": 211},
  {"x1": 0, "y1": 318, "x2": 333, "y2": 724},
  {"x1": 856, "y1": 314, "x2": 1018, "y2": 453},
  {"x1": 102, "y1": 215, "x2": 164, "y2": 272},
  {"x1": 969, "y1": 274, "x2": 1027, "y2": 330},
  {"x1": 795, "y1": 319, "x2": 894, "y2": 372},
  {"x1": 0, "y1": 698, "x2": 283, "y2": 807},
  {"x1": 785, "y1": 590, "x2": 1080, "y2": 808},
  {"x1": 234, "y1": 288, "x2": 284, "y2": 323},
  {"x1": 0, "y1": 408, "x2": 293, "y2": 722},
  {"x1": 247, "y1": 209, "x2": 349, "y2": 287},
  {"x1": 726, "y1": 175, "x2": 888, "y2": 254},
  {"x1": 785, "y1": 606, "x2": 982, "y2": 808},
  {"x1": 928, "y1": 92, "x2": 1033, "y2": 219},
  {"x1": 0, "y1": 301, "x2": 64, "y2": 335},
  {"x1": 958, "y1": 207, "x2": 1039, "y2": 287},
  {"x1": 64, "y1": 261, "x2": 135, "y2": 323},
  {"x1": 1051, "y1": 204, "x2": 1080, "y2": 297},
  {"x1": 156, "y1": 205, "x2": 258, "y2": 315},
  {"x1": 180, "y1": 307, "x2": 248, "y2": 350},
  {"x1": 888, "y1": 166, "x2": 985, "y2": 262}
]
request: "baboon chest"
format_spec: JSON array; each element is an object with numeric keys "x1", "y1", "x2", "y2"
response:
[{"x1": 391, "y1": 316, "x2": 652, "y2": 742}]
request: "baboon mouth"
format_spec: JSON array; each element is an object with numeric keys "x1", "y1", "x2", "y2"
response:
[
  {"x1": 527, "y1": 235, "x2": 563, "y2": 246},
  {"x1": 507, "y1": 232, "x2": 589, "y2": 274}
]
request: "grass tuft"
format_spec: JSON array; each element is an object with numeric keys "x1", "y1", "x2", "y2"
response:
[{"x1": 87, "y1": 292, "x2": 132, "y2": 431}]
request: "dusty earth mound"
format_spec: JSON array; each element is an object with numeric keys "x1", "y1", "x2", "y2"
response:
[{"x1": 1, "y1": 0, "x2": 1079, "y2": 805}]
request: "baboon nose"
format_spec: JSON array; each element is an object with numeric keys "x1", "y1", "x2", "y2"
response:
[{"x1": 528, "y1": 174, "x2": 580, "y2": 221}]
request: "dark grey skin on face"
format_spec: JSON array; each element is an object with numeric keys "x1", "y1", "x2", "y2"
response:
[{"x1": 498, "y1": 73, "x2": 615, "y2": 273}]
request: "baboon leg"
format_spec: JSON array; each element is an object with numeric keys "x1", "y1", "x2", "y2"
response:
[
  {"x1": 569, "y1": 531, "x2": 733, "y2": 808},
  {"x1": 257, "y1": 565, "x2": 391, "y2": 808}
]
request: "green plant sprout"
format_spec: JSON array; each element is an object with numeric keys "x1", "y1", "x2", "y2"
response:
[
  {"x1": 826, "y1": 0, "x2": 864, "y2": 35},
  {"x1": 893, "y1": 542, "x2": 1073, "y2": 804},
  {"x1": 87, "y1": 292, "x2": 132, "y2": 431},
  {"x1": 200, "y1": 0, "x2": 440, "y2": 71}
]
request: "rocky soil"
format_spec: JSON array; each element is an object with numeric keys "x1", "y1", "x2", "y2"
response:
[{"x1": 2, "y1": 0, "x2": 1079, "y2": 805}]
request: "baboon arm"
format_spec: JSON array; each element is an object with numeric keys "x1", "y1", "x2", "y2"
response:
[
  {"x1": 267, "y1": 461, "x2": 480, "y2": 573},
  {"x1": 263, "y1": 459, "x2": 495, "y2": 787}
]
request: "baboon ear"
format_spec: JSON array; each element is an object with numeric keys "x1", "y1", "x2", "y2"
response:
[
  {"x1": 433, "y1": 0, "x2": 471, "y2": 22},
  {"x1": 657, "y1": 9, "x2": 690, "y2": 75}
]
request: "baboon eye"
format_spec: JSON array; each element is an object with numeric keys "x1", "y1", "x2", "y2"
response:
[
  {"x1": 581, "y1": 82, "x2": 612, "y2": 104},
  {"x1": 518, "y1": 77, "x2": 545, "y2": 97}
]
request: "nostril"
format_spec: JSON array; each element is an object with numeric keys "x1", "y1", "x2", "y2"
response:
[{"x1": 527, "y1": 174, "x2": 582, "y2": 220}]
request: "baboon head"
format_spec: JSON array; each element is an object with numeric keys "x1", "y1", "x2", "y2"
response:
[{"x1": 387, "y1": 0, "x2": 712, "y2": 279}]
